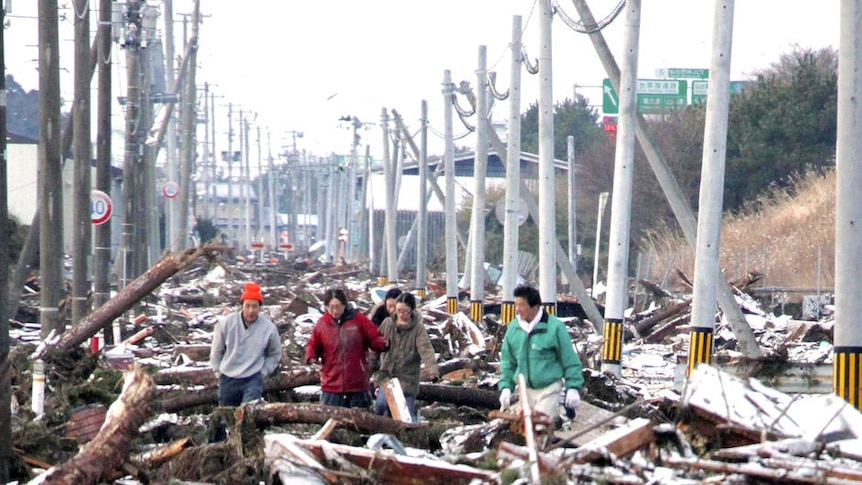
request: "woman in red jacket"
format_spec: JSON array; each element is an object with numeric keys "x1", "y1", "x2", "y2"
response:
[{"x1": 305, "y1": 288, "x2": 389, "y2": 408}]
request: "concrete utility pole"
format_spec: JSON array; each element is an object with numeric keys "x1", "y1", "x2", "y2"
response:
[
  {"x1": 120, "y1": 0, "x2": 143, "y2": 292},
  {"x1": 227, "y1": 104, "x2": 235, "y2": 246},
  {"x1": 415, "y1": 100, "x2": 429, "y2": 299},
  {"x1": 38, "y1": 0, "x2": 64, "y2": 339},
  {"x1": 601, "y1": 0, "x2": 641, "y2": 377},
  {"x1": 443, "y1": 70, "x2": 459, "y2": 314},
  {"x1": 687, "y1": 1, "x2": 735, "y2": 375},
  {"x1": 567, "y1": 135, "x2": 578, "y2": 276},
  {"x1": 267, "y1": 130, "x2": 277, "y2": 248},
  {"x1": 0, "y1": 2, "x2": 11, "y2": 479},
  {"x1": 570, "y1": 0, "x2": 761, "y2": 358},
  {"x1": 469, "y1": 46, "x2": 490, "y2": 324},
  {"x1": 256, "y1": 125, "x2": 264, "y2": 244},
  {"x1": 164, "y1": 0, "x2": 179, "y2": 250},
  {"x1": 501, "y1": 15, "x2": 523, "y2": 326},
  {"x1": 72, "y1": 0, "x2": 92, "y2": 326},
  {"x1": 381, "y1": 108, "x2": 397, "y2": 284},
  {"x1": 243, "y1": 113, "x2": 251, "y2": 249},
  {"x1": 835, "y1": 0, "x2": 862, "y2": 410},
  {"x1": 347, "y1": 117, "x2": 361, "y2": 260},
  {"x1": 95, "y1": 0, "x2": 113, "y2": 343},
  {"x1": 537, "y1": 0, "x2": 557, "y2": 312},
  {"x1": 178, "y1": 0, "x2": 199, "y2": 250}
]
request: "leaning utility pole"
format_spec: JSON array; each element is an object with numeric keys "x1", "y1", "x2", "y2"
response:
[
  {"x1": 95, "y1": 0, "x2": 113, "y2": 343},
  {"x1": 38, "y1": 0, "x2": 64, "y2": 338},
  {"x1": 177, "y1": 0, "x2": 199, "y2": 250},
  {"x1": 71, "y1": 0, "x2": 92, "y2": 326}
]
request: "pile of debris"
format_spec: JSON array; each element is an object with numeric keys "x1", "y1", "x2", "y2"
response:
[{"x1": 7, "y1": 247, "x2": 857, "y2": 484}]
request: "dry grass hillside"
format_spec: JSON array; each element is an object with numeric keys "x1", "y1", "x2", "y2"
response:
[{"x1": 642, "y1": 169, "x2": 835, "y2": 301}]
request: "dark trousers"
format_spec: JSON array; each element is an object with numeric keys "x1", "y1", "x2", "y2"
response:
[
  {"x1": 321, "y1": 390, "x2": 372, "y2": 409},
  {"x1": 218, "y1": 373, "x2": 263, "y2": 406}
]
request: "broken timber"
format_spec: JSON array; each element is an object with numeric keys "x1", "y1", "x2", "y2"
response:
[
  {"x1": 31, "y1": 244, "x2": 222, "y2": 361},
  {"x1": 32, "y1": 368, "x2": 155, "y2": 484}
]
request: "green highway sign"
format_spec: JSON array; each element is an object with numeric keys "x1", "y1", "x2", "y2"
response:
[
  {"x1": 602, "y1": 78, "x2": 688, "y2": 114},
  {"x1": 691, "y1": 80, "x2": 748, "y2": 104},
  {"x1": 666, "y1": 68, "x2": 709, "y2": 79}
]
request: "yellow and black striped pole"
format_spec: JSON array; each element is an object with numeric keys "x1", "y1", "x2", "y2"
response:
[
  {"x1": 834, "y1": 347, "x2": 862, "y2": 410},
  {"x1": 543, "y1": 302, "x2": 556, "y2": 317},
  {"x1": 377, "y1": 276, "x2": 388, "y2": 286},
  {"x1": 446, "y1": 296, "x2": 458, "y2": 315},
  {"x1": 470, "y1": 300, "x2": 483, "y2": 323},
  {"x1": 687, "y1": 327, "x2": 713, "y2": 376},
  {"x1": 601, "y1": 318, "x2": 623, "y2": 365},
  {"x1": 501, "y1": 301, "x2": 515, "y2": 325},
  {"x1": 415, "y1": 287, "x2": 426, "y2": 300}
]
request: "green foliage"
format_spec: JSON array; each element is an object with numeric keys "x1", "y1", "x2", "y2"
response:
[
  {"x1": 724, "y1": 46, "x2": 837, "y2": 211},
  {"x1": 195, "y1": 217, "x2": 221, "y2": 244},
  {"x1": 6, "y1": 74, "x2": 40, "y2": 139}
]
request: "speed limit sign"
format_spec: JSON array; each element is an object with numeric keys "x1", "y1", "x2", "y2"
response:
[{"x1": 91, "y1": 190, "x2": 113, "y2": 225}]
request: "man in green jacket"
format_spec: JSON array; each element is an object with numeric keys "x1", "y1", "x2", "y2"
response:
[{"x1": 499, "y1": 284, "x2": 583, "y2": 421}]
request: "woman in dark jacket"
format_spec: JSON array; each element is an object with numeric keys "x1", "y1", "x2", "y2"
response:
[
  {"x1": 369, "y1": 292, "x2": 439, "y2": 422},
  {"x1": 369, "y1": 287, "x2": 403, "y2": 327}
]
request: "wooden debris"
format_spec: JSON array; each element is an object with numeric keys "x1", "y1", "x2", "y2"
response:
[
  {"x1": 381, "y1": 378, "x2": 413, "y2": 422},
  {"x1": 33, "y1": 368, "x2": 155, "y2": 484}
]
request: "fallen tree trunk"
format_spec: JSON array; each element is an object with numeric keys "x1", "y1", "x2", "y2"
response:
[
  {"x1": 32, "y1": 368, "x2": 155, "y2": 485},
  {"x1": 32, "y1": 243, "x2": 223, "y2": 362},
  {"x1": 417, "y1": 383, "x2": 499, "y2": 409},
  {"x1": 634, "y1": 298, "x2": 692, "y2": 337},
  {"x1": 155, "y1": 367, "x2": 321, "y2": 412},
  {"x1": 246, "y1": 402, "x2": 448, "y2": 449}
]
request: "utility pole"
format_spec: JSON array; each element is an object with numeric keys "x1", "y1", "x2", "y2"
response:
[
  {"x1": 443, "y1": 70, "x2": 458, "y2": 315},
  {"x1": 415, "y1": 100, "x2": 428, "y2": 299},
  {"x1": 267, "y1": 130, "x2": 277, "y2": 248},
  {"x1": 537, "y1": 0, "x2": 556, "y2": 313},
  {"x1": 164, "y1": 0, "x2": 179, "y2": 249},
  {"x1": 120, "y1": 0, "x2": 143, "y2": 292},
  {"x1": 469, "y1": 45, "x2": 489, "y2": 325},
  {"x1": 227, "y1": 103, "x2": 235, "y2": 246},
  {"x1": 243, "y1": 113, "x2": 251, "y2": 250},
  {"x1": 177, "y1": 0, "x2": 199, "y2": 250},
  {"x1": 256, "y1": 124, "x2": 264, "y2": 245},
  {"x1": 38, "y1": 0, "x2": 64, "y2": 338},
  {"x1": 601, "y1": 0, "x2": 640, "y2": 377},
  {"x1": 72, "y1": 0, "x2": 92, "y2": 326},
  {"x1": 95, "y1": 0, "x2": 113, "y2": 343},
  {"x1": 501, "y1": 15, "x2": 523, "y2": 326},
  {"x1": 0, "y1": 1, "x2": 11, "y2": 479}
]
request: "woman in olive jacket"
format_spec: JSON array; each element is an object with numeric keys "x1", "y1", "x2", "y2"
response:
[{"x1": 369, "y1": 292, "x2": 439, "y2": 422}]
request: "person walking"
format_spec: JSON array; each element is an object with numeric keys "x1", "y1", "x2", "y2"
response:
[
  {"x1": 369, "y1": 287, "x2": 403, "y2": 327},
  {"x1": 210, "y1": 282, "x2": 283, "y2": 406},
  {"x1": 370, "y1": 292, "x2": 439, "y2": 422},
  {"x1": 498, "y1": 284, "x2": 583, "y2": 422},
  {"x1": 305, "y1": 288, "x2": 390, "y2": 408}
]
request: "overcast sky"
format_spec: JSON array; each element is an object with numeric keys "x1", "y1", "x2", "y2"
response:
[{"x1": 4, "y1": 1, "x2": 841, "y2": 163}]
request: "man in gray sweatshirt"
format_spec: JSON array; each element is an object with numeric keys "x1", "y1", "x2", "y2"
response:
[{"x1": 210, "y1": 282, "x2": 283, "y2": 406}]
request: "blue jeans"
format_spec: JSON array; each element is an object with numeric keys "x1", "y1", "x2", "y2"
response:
[
  {"x1": 321, "y1": 391, "x2": 372, "y2": 409},
  {"x1": 218, "y1": 373, "x2": 263, "y2": 406},
  {"x1": 373, "y1": 390, "x2": 418, "y2": 423}
]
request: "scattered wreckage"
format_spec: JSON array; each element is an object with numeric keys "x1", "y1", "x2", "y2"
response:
[{"x1": 6, "y1": 249, "x2": 857, "y2": 484}]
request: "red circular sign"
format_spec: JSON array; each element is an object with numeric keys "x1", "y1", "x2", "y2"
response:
[
  {"x1": 163, "y1": 181, "x2": 179, "y2": 199},
  {"x1": 91, "y1": 190, "x2": 112, "y2": 225}
]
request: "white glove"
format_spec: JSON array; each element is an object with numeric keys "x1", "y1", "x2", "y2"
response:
[
  {"x1": 499, "y1": 388, "x2": 512, "y2": 410},
  {"x1": 565, "y1": 388, "x2": 581, "y2": 410}
]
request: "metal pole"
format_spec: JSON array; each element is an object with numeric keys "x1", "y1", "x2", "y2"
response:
[
  {"x1": 592, "y1": 192, "x2": 609, "y2": 297},
  {"x1": 268, "y1": 130, "x2": 277, "y2": 249},
  {"x1": 415, "y1": 100, "x2": 429, "y2": 298},
  {"x1": 567, "y1": 135, "x2": 578, "y2": 276}
]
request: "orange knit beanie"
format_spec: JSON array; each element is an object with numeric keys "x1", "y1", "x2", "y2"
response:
[{"x1": 241, "y1": 282, "x2": 263, "y2": 303}]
